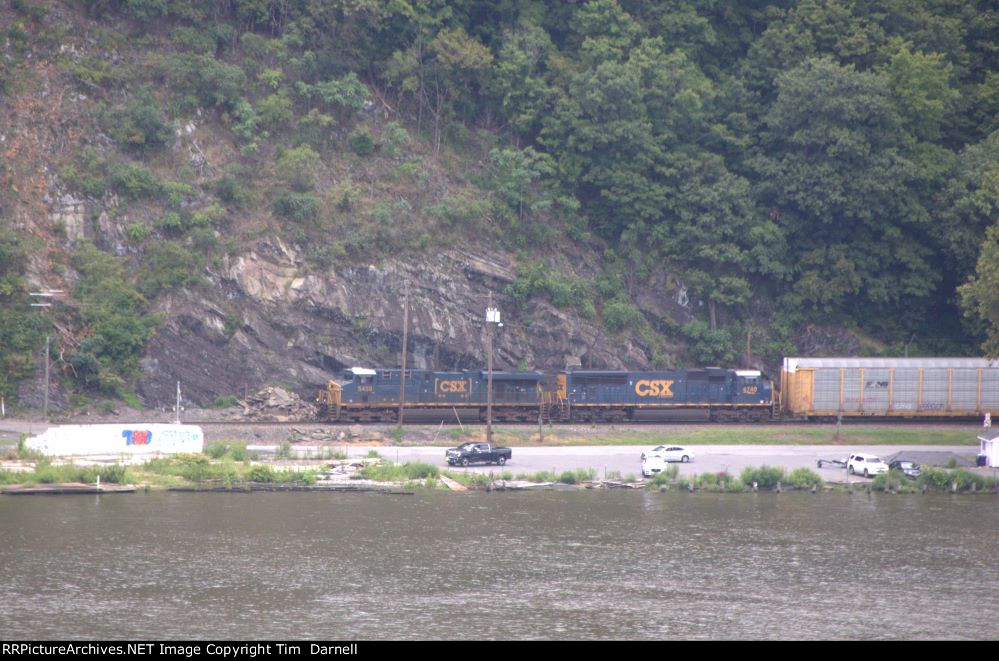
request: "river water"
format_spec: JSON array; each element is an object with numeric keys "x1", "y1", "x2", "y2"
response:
[{"x1": 1, "y1": 490, "x2": 996, "y2": 640}]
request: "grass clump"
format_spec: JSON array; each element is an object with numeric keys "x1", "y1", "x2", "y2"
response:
[
  {"x1": 144, "y1": 454, "x2": 241, "y2": 485},
  {"x1": 515, "y1": 470, "x2": 558, "y2": 483},
  {"x1": 788, "y1": 467, "x2": 822, "y2": 489},
  {"x1": 649, "y1": 466, "x2": 679, "y2": 488},
  {"x1": 247, "y1": 464, "x2": 277, "y2": 482},
  {"x1": 443, "y1": 470, "x2": 494, "y2": 489},
  {"x1": 557, "y1": 468, "x2": 596, "y2": 485},
  {"x1": 203, "y1": 442, "x2": 253, "y2": 461},
  {"x1": 4, "y1": 460, "x2": 132, "y2": 487},
  {"x1": 359, "y1": 461, "x2": 439, "y2": 482},
  {"x1": 917, "y1": 467, "x2": 993, "y2": 492},
  {"x1": 740, "y1": 465, "x2": 786, "y2": 489},
  {"x1": 872, "y1": 469, "x2": 921, "y2": 494},
  {"x1": 319, "y1": 446, "x2": 347, "y2": 460}
]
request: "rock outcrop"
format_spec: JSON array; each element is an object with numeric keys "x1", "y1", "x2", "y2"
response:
[{"x1": 134, "y1": 235, "x2": 683, "y2": 408}]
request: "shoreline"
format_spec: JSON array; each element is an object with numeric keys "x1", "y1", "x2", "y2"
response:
[
  {"x1": 2, "y1": 452, "x2": 996, "y2": 496},
  {"x1": 3, "y1": 418, "x2": 996, "y2": 496}
]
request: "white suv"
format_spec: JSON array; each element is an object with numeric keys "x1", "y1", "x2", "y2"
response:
[{"x1": 847, "y1": 453, "x2": 889, "y2": 478}]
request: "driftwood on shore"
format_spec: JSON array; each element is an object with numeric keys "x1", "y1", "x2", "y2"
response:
[{"x1": 2, "y1": 482, "x2": 137, "y2": 495}]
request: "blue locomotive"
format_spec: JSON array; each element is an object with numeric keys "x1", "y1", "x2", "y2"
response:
[
  {"x1": 317, "y1": 366, "x2": 774, "y2": 422},
  {"x1": 550, "y1": 369, "x2": 774, "y2": 422},
  {"x1": 317, "y1": 367, "x2": 548, "y2": 422}
]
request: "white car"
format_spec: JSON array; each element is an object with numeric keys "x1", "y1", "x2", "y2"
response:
[
  {"x1": 649, "y1": 445, "x2": 694, "y2": 463},
  {"x1": 847, "y1": 453, "x2": 888, "y2": 478},
  {"x1": 642, "y1": 454, "x2": 667, "y2": 478},
  {"x1": 641, "y1": 445, "x2": 669, "y2": 460},
  {"x1": 641, "y1": 445, "x2": 695, "y2": 463}
]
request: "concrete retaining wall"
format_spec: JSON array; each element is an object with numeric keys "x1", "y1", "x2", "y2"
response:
[{"x1": 26, "y1": 424, "x2": 204, "y2": 457}]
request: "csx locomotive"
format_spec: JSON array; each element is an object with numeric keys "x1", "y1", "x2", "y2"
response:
[{"x1": 315, "y1": 366, "x2": 774, "y2": 423}]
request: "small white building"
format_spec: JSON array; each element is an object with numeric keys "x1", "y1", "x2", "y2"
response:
[{"x1": 976, "y1": 428, "x2": 999, "y2": 468}]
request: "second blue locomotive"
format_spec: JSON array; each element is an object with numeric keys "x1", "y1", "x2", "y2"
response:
[
  {"x1": 552, "y1": 369, "x2": 772, "y2": 422},
  {"x1": 317, "y1": 367, "x2": 774, "y2": 422}
]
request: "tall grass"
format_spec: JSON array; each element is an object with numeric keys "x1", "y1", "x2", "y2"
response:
[
  {"x1": 557, "y1": 468, "x2": 597, "y2": 484},
  {"x1": 740, "y1": 465, "x2": 786, "y2": 488},
  {"x1": 359, "y1": 461, "x2": 439, "y2": 482},
  {"x1": 1, "y1": 461, "x2": 131, "y2": 486},
  {"x1": 788, "y1": 467, "x2": 822, "y2": 489},
  {"x1": 204, "y1": 441, "x2": 253, "y2": 461}
]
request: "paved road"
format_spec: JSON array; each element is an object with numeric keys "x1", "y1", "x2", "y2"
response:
[{"x1": 335, "y1": 444, "x2": 984, "y2": 484}]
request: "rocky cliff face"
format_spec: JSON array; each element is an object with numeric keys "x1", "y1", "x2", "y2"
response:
[{"x1": 134, "y1": 235, "x2": 698, "y2": 408}]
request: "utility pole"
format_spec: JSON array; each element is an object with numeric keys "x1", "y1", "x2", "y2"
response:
[
  {"x1": 44, "y1": 335, "x2": 50, "y2": 420},
  {"x1": 398, "y1": 281, "x2": 410, "y2": 426},
  {"x1": 485, "y1": 292, "x2": 502, "y2": 445},
  {"x1": 487, "y1": 309, "x2": 493, "y2": 445},
  {"x1": 29, "y1": 289, "x2": 63, "y2": 421}
]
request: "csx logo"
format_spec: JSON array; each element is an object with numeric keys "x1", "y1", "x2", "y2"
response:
[
  {"x1": 439, "y1": 380, "x2": 467, "y2": 393},
  {"x1": 635, "y1": 380, "x2": 674, "y2": 397}
]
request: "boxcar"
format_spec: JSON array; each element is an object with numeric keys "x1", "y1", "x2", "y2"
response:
[
  {"x1": 550, "y1": 369, "x2": 774, "y2": 422},
  {"x1": 779, "y1": 357, "x2": 999, "y2": 419},
  {"x1": 317, "y1": 367, "x2": 547, "y2": 422}
]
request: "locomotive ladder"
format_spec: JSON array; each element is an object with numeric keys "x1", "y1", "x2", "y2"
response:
[{"x1": 548, "y1": 396, "x2": 569, "y2": 423}]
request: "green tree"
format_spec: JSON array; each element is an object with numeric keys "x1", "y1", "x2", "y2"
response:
[
  {"x1": 956, "y1": 132, "x2": 999, "y2": 355},
  {"x1": 756, "y1": 57, "x2": 935, "y2": 317},
  {"x1": 0, "y1": 230, "x2": 46, "y2": 403},
  {"x1": 742, "y1": 0, "x2": 887, "y2": 99},
  {"x1": 277, "y1": 144, "x2": 322, "y2": 192},
  {"x1": 649, "y1": 153, "x2": 781, "y2": 329},
  {"x1": 487, "y1": 146, "x2": 556, "y2": 228},
  {"x1": 879, "y1": 37, "x2": 960, "y2": 143},
  {"x1": 960, "y1": 216, "x2": 999, "y2": 357},
  {"x1": 489, "y1": 19, "x2": 556, "y2": 138},
  {"x1": 541, "y1": 37, "x2": 702, "y2": 239},
  {"x1": 70, "y1": 244, "x2": 159, "y2": 394},
  {"x1": 386, "y1": 24, "x2": 493, "y2": 153},
  {"x1": 105, "y1": 88, "x2": 174, "y2": 154}
]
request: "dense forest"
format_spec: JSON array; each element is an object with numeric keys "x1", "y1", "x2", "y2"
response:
[{"x1": 1, "y1": 0, "x2": 999, "y2": 408}]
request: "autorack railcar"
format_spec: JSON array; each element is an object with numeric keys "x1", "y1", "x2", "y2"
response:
[{"x1": 780, "y1": 357, "x2": 999, "y2": 420}]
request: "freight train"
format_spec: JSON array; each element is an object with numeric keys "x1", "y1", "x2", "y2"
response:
[{"x1": 316, "y1": 357, "x2": 999, "y2": 423}]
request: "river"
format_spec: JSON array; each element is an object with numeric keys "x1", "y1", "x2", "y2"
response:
[{"x1": 1, "y1": 490, "x2": 996, "y2": 640}]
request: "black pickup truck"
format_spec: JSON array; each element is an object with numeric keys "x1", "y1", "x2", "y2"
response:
[{"x1": 445, "y1": 442, "x2": 512, "y2": 466}]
